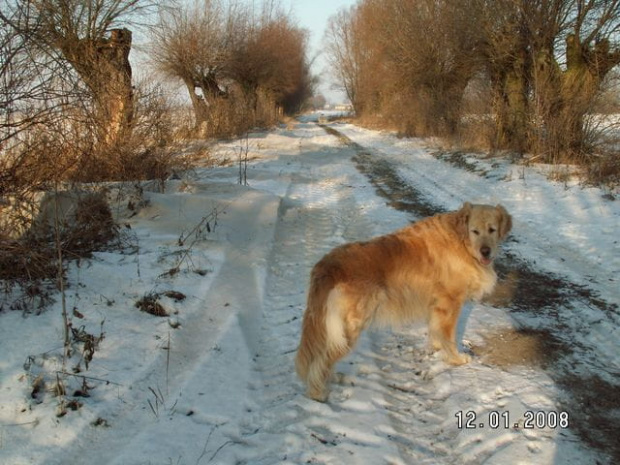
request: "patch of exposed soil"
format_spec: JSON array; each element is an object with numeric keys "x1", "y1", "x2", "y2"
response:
[
  {"x1": 433, "y1": 150, "x2": 490, "y2": 177},
  {"x1": 471, "y1": 327, "x2": 562, "y2": 369},
  {"x1": 321, "y1": 124, "x2": 620, "y2": 461},
  {"x1": 321, "y1": 124, "x2": 442, "y2": 219}
]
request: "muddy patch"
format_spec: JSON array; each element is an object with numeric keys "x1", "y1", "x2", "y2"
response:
[
  {"x1": 472, "y1": 327, "x2": 562, "y2": 369},
  {"x1": 491, "y1": 256, "x2": 620, "y2": 460},
  {"x1": 321, "y1": 124, "x2": 442, "y2": 219},
  {"x1": 321, "y1": 124, "x2": 620, "y2": 461},
  {"x1": 433, "y1": 150, "x2": 490, "y2": 177},
  {"x1": 432, "y1": 150, "x2": 520, "y2": 182},
  {"x1": 495, "y1": 253, "x2": 618, "y2": 317}
]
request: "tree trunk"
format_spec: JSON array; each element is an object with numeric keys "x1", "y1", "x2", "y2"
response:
[
  {"x1": 490, "y1": 33, "x2": 530, "y2": 153},
  {"x1": 182, "y1": 77, "x2": 210, "y2": 130},
  {"x1": 498, "y1": 68, "x2": 529, "y2": 151},
  {"x1": 182, "y1": 73, "x2": 227, "y2": 133},
  {"x1": 536, "y1": 34, "x2": 620, "y2": 160},
  {"x1": 60, "y1": 29, "x2": 134, "y2": 146}
]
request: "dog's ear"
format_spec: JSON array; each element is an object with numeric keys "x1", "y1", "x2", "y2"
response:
[
  {"x1": 455, "y1": 202, "x2": 472, "y2": 239},
  {"x1": 495, "y1": 204, "x2": 512, "y2": 240}
]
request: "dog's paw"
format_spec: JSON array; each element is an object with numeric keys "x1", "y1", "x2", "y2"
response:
[
  {"x1": 421, "y1": 369, "x2": 434, "y2": 381},
  {"x1": 307, "y1": 388, "x2": 329, "y2": 403},
  {"x1": 446, "y1": 353, "x2": 472, "y2": 365}
]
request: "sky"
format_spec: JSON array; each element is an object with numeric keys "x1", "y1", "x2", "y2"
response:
[{"x1": 281, "y1": 0, "x2": 358, "y2": 103}]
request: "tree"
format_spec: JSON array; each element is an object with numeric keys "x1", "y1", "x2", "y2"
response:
[
  {"x1": 1, "y1": 1, "x2": 85, "y2": 194},
  {"x1": 151, "y1": 0, "x2": 312, "y2": 130},
  {"x1": 8, "y1": 0, "x2": 151, "y2": 146},
  {"x1": 325, "y1": 0, "x2": 483, "y2": 136},
  {"x1": 150, "y1": 0, "x2": 237, "y2": 129},
  {"x1": 481, "y1": 0, "x2": 540, "y2": 151},
  {"x1": 229, "y1": 11, "x2": 312, "y2": 116},
  {"x1": 324, "y1": 6, "x2": 364, "y2": 113},
  {"x1": 380, "y1": 0, "x2": 484, "y2": 135},
  {"x1": 535, "y1": 0, "x2": 620, "y2": 159},
  {"x1": 327, "y1": 0, "x2": 620, "y2": 161},
  {"x1": 482, "y1": 0, "x2": 620, "y2": 159}
]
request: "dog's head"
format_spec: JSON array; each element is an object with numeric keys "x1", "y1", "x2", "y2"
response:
[{"x1": 456, "y1": 202, "x2": 512, "y2": 266}]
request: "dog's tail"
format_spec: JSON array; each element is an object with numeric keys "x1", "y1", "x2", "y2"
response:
[{"x1": 295, "y1": 271, "x2": 348, "y2": 400}]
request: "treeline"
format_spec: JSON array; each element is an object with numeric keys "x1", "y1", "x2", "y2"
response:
[
  {"x1": 151, "y1": 0, "x2": 313, "y2": 137},
  {"x1": 326, "y1": 0, "x2": 620, "y2": 171},
  {"x1": 0, "y1": 0, "x2": 312, "y2": 186}
]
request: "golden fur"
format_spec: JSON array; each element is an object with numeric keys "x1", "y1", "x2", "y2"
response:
[{"x1": 295, "y1": 202, "x2": 512, "y2": 401}]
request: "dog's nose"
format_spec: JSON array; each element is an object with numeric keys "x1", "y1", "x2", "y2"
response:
[{"x1": 480, "y1": 246, "x2": 491, "y2": 258}]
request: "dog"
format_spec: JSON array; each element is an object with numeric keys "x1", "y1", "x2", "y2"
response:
[{"x1": 295, "y1": 202, "x2": 512, "y2": 401}]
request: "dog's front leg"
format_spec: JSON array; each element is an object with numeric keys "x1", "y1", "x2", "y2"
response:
[{"x1": 428, "y1": 297, "x2": 471, "y2": 365}]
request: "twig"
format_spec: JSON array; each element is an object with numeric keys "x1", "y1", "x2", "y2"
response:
[
  {"x1": 387, "y1": 383, "x2": 417, "y2": 394},
  {"x1": 238, "y1": 133, "x2": 249, "y2": 186},
  {"x1": 166, "y1": 331, "x2": 171, "y2": 396},
  {"x1": 55, "y1": 371, "x2": 122, "y2": 386},
  {"x1": 208, "y1": 440, "x2": 234, "y2": 463},
  {"x1": 52, "y1": 185, "x2": 70, "y2": 364},
  {"x1": 178, "y1": 210, "x2": 218, "y2": 246},
  {"x1": 165, "y1": 209, "x2": 219, "y2": 276},
  {"x1": 3, "y1": 420, "x2": 40, "y2": 427},
  {"x1": 147, "y1": 398, "x2": 158, "y2": 417},
  {"x1": 196, "y1": 424, "x2": 218, "y2": 465}
]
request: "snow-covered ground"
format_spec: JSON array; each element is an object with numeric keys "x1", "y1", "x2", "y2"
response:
[{"x1": 1, "y1": 118, "x2": 618, "y2": 464}]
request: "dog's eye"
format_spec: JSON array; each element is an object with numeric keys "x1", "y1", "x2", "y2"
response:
[
  {"x1": 489, "y1": 227, "x2": 496, "y2": 234},
  {"x1": 472, "y1": 229, "x2": 480, "y2": 235}
]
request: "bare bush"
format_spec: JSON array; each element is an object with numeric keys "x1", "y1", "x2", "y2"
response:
[
  {"x1": 1, "y1": 191, "x2": 120, "y2": 312},
  {"x1": 71, "y1": 79, "x2": 176, "y2": 183},
  {"x1": 325, "y1": 0, "x2": 483, "y2": 138}
]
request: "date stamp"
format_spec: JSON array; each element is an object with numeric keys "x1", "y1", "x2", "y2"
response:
[{"x1": 455, "y1": 410, "x2": 569, "y2": 430}]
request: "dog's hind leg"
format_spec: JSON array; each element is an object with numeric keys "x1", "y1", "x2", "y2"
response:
[
  {"x1": 305, "y1": 287, "x2": 365, "y2": 401},
  {"x1": 305, "y1": 354, "x2": 332, "y2": 402}
]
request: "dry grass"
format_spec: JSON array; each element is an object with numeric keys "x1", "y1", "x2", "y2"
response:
[
  {"x1": 585, "y1": 152, "x2": 620, "y2": 188},
  {"x1": 0, "y1": 192, "x2": 120, "y2": 312}
]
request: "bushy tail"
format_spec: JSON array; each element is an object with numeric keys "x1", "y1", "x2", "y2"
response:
[
  {"x1": 295, "y1": 277, "x2": 330, "y2": 382},
  {"x1": 295, "y1": 274, "x2": 347, "y2": 401}
]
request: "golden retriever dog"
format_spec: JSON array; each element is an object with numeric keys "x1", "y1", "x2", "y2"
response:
[{"x1": 295, "y1": 202, "x2": 512, "y2": 401}]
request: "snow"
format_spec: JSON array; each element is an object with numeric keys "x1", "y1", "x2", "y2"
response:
[{"x1": 1, "y1": 116, "x2": 618, "y2": 464}]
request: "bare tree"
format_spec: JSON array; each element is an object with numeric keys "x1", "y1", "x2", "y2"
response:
[
  {"x1": 535, "y1": 0, "x2": 620, "y2": 159},
  {"x1": 7, "y1": 0, "x2": 152, "y2": 146},
  {"x1": 1, "y1": 2, "x2": 83, "y2": 197},
  {"x1": 229, "y1": 9, "x2": 312, "y2": 117},
  {"x1": 325, "y1": 0, "x2": 483, "y2": 136},
  {"x1": 483, "y1": 0, "x2": 620, "y2": 159},
  {"x1": 481, "y1": 0, "x2": 538, "y2": 151},
  {"x1": 324, "y1": 6, "x2": 364, "y2": 113},
  {"x1": 382, "y1": 0, "x2": 484, "y2": 135},
  {"x1": 151, "y1": 0, "x2": 313, "y2": 133},
  {"x1": 326, "y1": 0, "x2": 620, "y2": 162},
  {"x1": 150, "y1": 0, "x2": 238, "y2": 129}
]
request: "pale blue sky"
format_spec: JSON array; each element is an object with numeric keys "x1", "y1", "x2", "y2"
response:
[{"x1": 282, "y1": 0, "x2": 358, "y2": 103}]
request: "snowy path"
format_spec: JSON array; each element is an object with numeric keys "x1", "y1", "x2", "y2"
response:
[
  {"x1": 1, "y1": 119, "x2": 617, "y2": 464},
  {"x1": 192, "y1": 122, "x2": 610, "y2": 464}
]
